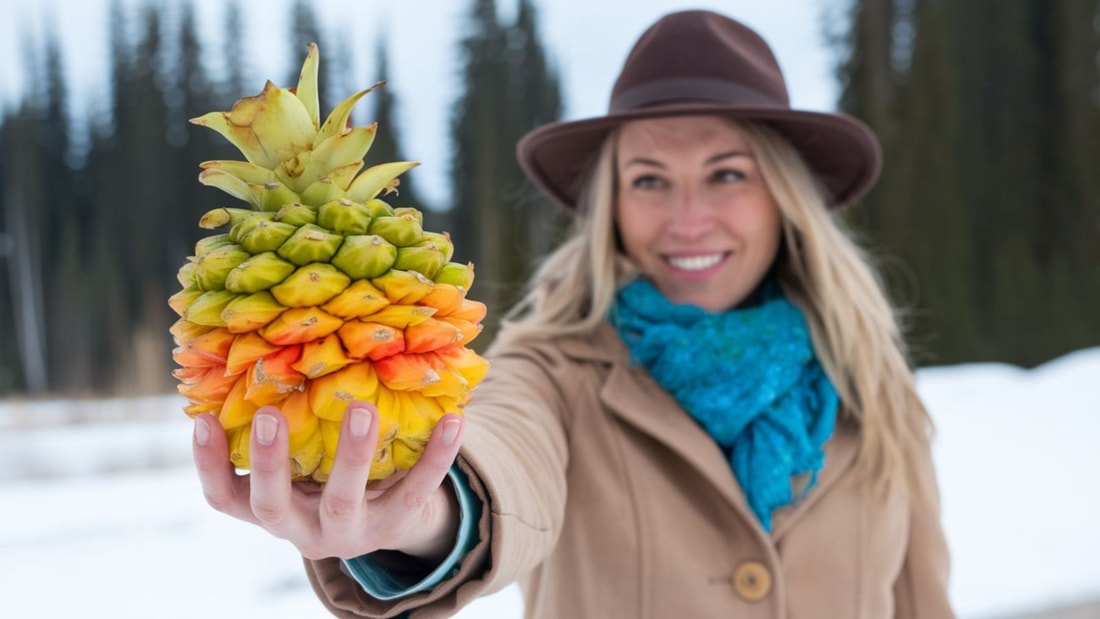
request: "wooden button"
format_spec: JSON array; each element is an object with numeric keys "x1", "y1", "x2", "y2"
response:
[{"x1": 732, "y1": 560, "x2": 772, "y2": 602}]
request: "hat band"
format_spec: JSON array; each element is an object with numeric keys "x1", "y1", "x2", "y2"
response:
[{"x1": 610, "y1": 78, "x2": 784, "y2": 113}]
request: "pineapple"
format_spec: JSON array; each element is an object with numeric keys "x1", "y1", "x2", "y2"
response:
[{"x1": 169, "y1": 43, "x2": 489, "y2": 483}]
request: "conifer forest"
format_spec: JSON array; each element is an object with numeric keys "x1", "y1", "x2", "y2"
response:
[{"x1": 1, "y1": 0, "x2": 1097, "y2": 397}]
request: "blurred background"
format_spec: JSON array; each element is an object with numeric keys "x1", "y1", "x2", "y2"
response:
[
  {"x1": 0, "y1": 0, "x2": 1097, "y2": 618},
  {"x1": 2, "y1": 0, "x2": 1096, "y2": 398}
]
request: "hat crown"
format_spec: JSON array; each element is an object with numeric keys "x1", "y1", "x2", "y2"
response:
[
  {"x1": 610, "y1": 11, "x2": 790, "y2": 113},
  {"x1": 515, "y1": 10, "x2": 882, "y2": 211}
]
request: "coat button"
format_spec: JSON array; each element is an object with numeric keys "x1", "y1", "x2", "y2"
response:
[{"x1": 732, "y1": 560, "x2": 772, "y2": 602}]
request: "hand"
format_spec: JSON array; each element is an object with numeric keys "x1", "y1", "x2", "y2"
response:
[{"x1": 192, "y1": 401, "x2": 464, "y2": 562}]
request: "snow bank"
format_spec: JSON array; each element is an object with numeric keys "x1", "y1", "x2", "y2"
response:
[{"x1": 1, "y1": 348, "x2": 1097, "y2": 618}]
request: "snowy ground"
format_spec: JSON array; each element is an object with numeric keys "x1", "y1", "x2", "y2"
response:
[{"x1": 1, "y1": 349, "x2": 1097, "y2": 618}]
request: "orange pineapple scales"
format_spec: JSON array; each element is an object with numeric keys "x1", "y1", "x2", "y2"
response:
[{"x1": 169, "y1": 44, "x2": 489, "y2": 482}]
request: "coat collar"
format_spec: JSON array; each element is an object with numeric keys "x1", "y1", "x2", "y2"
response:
[{"x1": 558, "y1": 322, "x2": 860, "y2": 540}]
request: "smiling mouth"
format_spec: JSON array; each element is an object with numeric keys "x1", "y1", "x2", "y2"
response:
[{"x1": 665, "y1": 252, "x2": 727, "y2": 271}]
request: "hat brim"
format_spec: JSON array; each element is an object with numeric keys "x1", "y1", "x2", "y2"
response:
[{"x1": 516, "y1": 102, "x2": 882, "y2": 211}]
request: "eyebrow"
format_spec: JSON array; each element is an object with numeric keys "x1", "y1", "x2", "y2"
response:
[
  {"x1": 707, "y1": 150, "x2": 753, "y2": 165},
  {"x1": 621, "y1": 150, "x2": 753, "y2": 168}
]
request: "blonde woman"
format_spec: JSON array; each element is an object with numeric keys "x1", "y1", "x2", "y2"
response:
[{"x1": 194, "y1": 10, "x2": 955, "y2": 618}]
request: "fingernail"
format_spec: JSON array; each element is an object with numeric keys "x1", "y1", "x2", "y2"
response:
[
  {"x1": 255, "y1": 413, "x2": 277, "y2": 446},
  {"x1": 440, "y1": 418, "x2": 461, "y2": 446},
  {"x1": 194, "y1": 415, "x2": 211, "y2": 447},
  {"x1": 349, "y1": 404, "x2": 372, "y2": 439}
]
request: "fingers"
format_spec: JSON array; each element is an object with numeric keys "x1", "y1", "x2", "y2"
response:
[
  {"x1": 192, "y1": 414, "x2": 257, "y2": 524},
  {"x1": 384, "y1": 413, "x2": 464, "y2": 513},
  {"x1": 374, "y1": 414, "x2": 464, "y2": 560},
  {"x1": 247, "y1": 407, "x2": 296, "y2": 537},
  {"x1": 192, "y1": 402, "x2": 465, "y2": 561},
  {"x1": 319, "y1": 402, "x2": 379, "y2": 540}
]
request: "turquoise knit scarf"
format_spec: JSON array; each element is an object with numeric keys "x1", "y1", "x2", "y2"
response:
[{"x1": 611, "y1": 278, "x2": 839, "y2": 532}]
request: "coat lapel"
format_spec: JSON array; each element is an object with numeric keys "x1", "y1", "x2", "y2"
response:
[
  {"x1": 601, "y1": 361, "x2": 758, "y2": 515},
  {"x1": 559, "y1": 322, "x2": 860, "y2": 541},
  {"x1": 562, "y1": 324, "x2": 765, "y2": 531},
  {"x1": 769, "y1": 420, "x2": 860, "y2": 540}
]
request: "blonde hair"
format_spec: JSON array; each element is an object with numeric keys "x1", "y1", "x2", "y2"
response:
[
  {"x1": 504, "y1": 120, "x2": 932, "y2": 493},
  {"x1": 501, "y1": 136, "x2": 630, "y2": 336}
]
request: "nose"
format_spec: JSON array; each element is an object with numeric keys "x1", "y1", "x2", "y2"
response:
[{"x1": 665, "y1": 188, "x2": 714, "y2": 239}]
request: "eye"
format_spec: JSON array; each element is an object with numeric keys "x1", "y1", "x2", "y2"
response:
[
  {"x1": 712, "y1": 168, "x2": 746, "y2": 183},
  {"x1": 630, "y1": 174, "x2": 665, "y2": 190}
]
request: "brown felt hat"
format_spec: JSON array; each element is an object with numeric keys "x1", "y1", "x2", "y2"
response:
[{"x1": 516, "y1": 10, "x2": 882, "y2": 211}]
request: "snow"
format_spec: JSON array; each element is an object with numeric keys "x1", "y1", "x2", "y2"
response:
[
  {"x1": 919, "y1": 348, "x2": 1100, "y2": 617},
  {"x1": 1, "y1": 349, "x2": 1097, "y2": 618}
]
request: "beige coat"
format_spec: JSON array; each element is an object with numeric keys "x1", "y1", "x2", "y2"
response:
[{"x1": 306, "y1": 322, "x2": 956, "y2": 618}]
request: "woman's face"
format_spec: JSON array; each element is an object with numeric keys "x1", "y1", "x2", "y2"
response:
[{"x1": 614, "y1": 116, "x2": 783, "y2": 312}]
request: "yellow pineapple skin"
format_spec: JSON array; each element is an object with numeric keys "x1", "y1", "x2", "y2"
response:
[{"x1": 170, "y1": 43, "x2": 488, "y2": 482}]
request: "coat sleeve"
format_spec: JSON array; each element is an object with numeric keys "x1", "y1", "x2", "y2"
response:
[
  {"x1": 893, "y1": 430, "x2": 956, "y2": 619},
  {"x1": 303, "y1": 334, "x2": 576, "y2": 618}
]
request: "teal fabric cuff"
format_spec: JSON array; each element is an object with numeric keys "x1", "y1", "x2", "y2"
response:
[{"x1": 341, "y1": 465, "x2": 481, "y2": 601}]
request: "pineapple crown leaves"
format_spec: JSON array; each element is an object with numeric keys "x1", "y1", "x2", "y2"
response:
[
  {"x1": 191, "y1": 81, "x2": 316, "y2": 171},
  {"x1": 190, "y1": 42, "x2": 419, "y2": 208}
]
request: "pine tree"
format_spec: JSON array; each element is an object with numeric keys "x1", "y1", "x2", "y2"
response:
[
  {"x1": 506, "y1": 0, "x2": 566, "y2": 269},
  {"x1": 121, "y1": 5, "x2": 174, "y2": 392},
  {"x1": 287, "y1": 0, "x2": 339, "y2": 111},
  {"x1": 77, "y1": 1, "x2": 176, "y2": 393},
  {"x1": 449, "y1": 0, "x2": 563, "y2": 344},
  {"x1": 78, "y1": 0, "x2": 130, "y2": 392},
  {"x1": 449, "y1": 0, "x2": 513, "y2": 341},
  {"x1": 0, "y1": 110, "x2": 16, "y2": 394},
  {"x1": 7, "y1": 25, "x2": 73, "y2": 394},
  {"x1": 222, "y1": 0, "x2": 248, "y2": 101},
  {"x1": 167, "y1": 1, "x2": 218, "y2": 279},
  {"x1": 834, "y1": 0, "x2": 909, "y2": 254},
  {"x1": 837, "y1": 0, "x2": 1100, "y2": 365},
  {"x1": 157, "y1": 0, "x2": 236, "y2": 393},
  {"x1": 44, "y1": 31, "x2": 74, "y2": 389},
  {"x1": 365, "y1": 31, "x2": 427, "y2": 212},
  {"x1": 1, "y1": 103, "x2": 50, "y2": 395},
  {"x1": 895, "y1": 0, "x2": 979, "y2": 362},
  {"x1": 1033, "y1": 0, "x2": 1100, "y2": 357},
  {"x1": 835, "y1": 0, "x2": 898, "y2": 148}
]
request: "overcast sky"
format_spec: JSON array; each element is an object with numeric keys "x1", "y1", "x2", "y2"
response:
[{"x1": 0, "y1": 0, "x2": 847, "y2": 208}]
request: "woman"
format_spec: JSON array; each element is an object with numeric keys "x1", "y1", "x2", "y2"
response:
[{"x1": 193, "y1": 10, "x2": 955, "y2": 618}]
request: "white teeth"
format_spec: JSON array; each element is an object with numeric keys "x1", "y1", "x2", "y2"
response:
[{"x1": 667, "y1": 253, "x2": 723, "y2": 271}]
